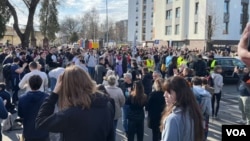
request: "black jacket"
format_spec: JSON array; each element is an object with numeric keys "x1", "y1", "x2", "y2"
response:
[
  {"x1": 146, "y1": 91, "x2": 165, "y2": 129},
  {"x1": 36, "y1": 93, "x2": 114, "y2": 141},
  {"x1": 193, "y1": 59, "x2": 207, "y2": 76},
  {"x1": 46, "y1": 53, "x2": 58, "y2": 69},
  {"x1": 142, "y1": 73, "x2": 153, "y2": 95},
  {"x1": 126, "y1": 96, "x2": 147, "y2": 121},
  {"x1": 0, "y1": 90, "x2": 15, "y2": 113}
]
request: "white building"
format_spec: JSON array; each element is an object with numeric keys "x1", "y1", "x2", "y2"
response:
[
  {"x1": 128, "y1": 0, "x2": 154, "y2": 43},
  {"x1": 153, "y1": 0, "x2": 250, "y2": 49}
]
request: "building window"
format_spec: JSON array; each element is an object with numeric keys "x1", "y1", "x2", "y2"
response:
[
  {"x1": 142, "y1": 35, "x2": 145, "y2": 41},
  {"x1": 136, "y1": 21, "x2": 138, "y2": 26},
  {"x1": 175, "y1": 7, "x2": 180, "y2": 18},
  {"x1": 224, "y1": 1, "x2": 229, "y2": 14},
  {"x1": 195, "y1": 2, "x2": 199, "y2": 15},
  {"x1": 194, "y1": 22, "x2": 198, "y2": 34},
  {"x1": 223, "y1": 22, "x2": 229, "y2": 34},
  {"x1": 142, "y1": 28, "x2": 146, "y2": 33},
  {"x1": 175, "y1": 24, "x2": 180, "y2": 35},
  {"x1": 167, "y1": 0, "x2": 173, "y2": 4},
  {"x1": 136, "y1": 7, "x2": 138, "y2": 12},
  {"x1": 165, "y1": 26, "x2": 172, "y2": 35},
  {"x1": 166, "y1": 10, "x2": 172, "y2": 20},
  {"x1": 143, "y1": 13, "x2": 146, "y2": 19},
  {"x1": 143, "y1": 20, "x2": 146, "y2": 26},
  {"x1": 143, "y1": 6, "x2": 146, "y2": 12}
]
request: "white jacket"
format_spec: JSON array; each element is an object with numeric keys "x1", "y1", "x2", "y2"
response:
[{"x1": 211, "y1": 73, "x2": 224, "y2": 93}]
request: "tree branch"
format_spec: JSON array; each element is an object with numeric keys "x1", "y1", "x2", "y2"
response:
[
  {"x1": 5, "y1": 0, "x2": 23, "y2": 38},
  {"x1": 22, "y1": 0, "x2": 30, "y2": 8}
]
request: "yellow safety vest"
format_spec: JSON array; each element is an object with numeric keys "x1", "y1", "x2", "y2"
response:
[
  {"x1": 177, "y1": 56, "x2": 183, "y2": 68},
  {"x1": 146, "y1": 59, "x2": 154, "y2": 72},
  {"x1": 210, "y1": 60, "x2": 216, "y2": 73}
]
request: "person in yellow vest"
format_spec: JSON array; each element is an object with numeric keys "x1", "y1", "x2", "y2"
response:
[
  {"x1": 146, "y1": 54, "x2": 154, "y2": 73},
  {"x1": 177, "y1": 52, "x2": 184, "y2": 68},
  {"x1": 208, "y1": 55, "x2": 217, "y2": 73},
  {"x1": 179, "y1": 57, "x2": 188, "y2": 73}
]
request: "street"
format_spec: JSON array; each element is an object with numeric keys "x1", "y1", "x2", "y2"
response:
[{"x1": 2, "y1": 84, "x2": 242, "y2": 141}]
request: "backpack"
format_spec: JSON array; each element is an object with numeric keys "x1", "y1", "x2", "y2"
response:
[{"x1": 2, "y1": 63, "x2": 12, "y2": 80}]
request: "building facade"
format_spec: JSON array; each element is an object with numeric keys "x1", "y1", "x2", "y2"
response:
[
  {"x1": 0, "y1": 26, "x2": 44, "y2": 47},
  {"x1": 153, "y1": 0, "x2": 250, "y2": 49},
  {"x1": 128, "y1": 0, "x2": 154, "y2": 43}
]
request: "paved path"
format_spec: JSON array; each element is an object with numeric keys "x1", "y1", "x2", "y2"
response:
[{"x1": 2, "y1": 85, "x2": 243, "y2": 141}]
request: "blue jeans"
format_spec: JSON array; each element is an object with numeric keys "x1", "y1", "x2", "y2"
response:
[
  {"x1": 87, "y1": 67, "x2": 95, "y2": 79},
  {"x1": 122, "y1": 105, "x2": 129, "y2": 133},
  {"x1": 49, "y1": 77, "x2": 57, "y2": 91}
]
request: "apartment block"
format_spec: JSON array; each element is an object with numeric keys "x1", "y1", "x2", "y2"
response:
[
  {"x1": 153, "y1": 0, "x2": 250, "y2": 49},
  {"x1": 128, "y1": 0, "x2": 154, "y2": 42}
]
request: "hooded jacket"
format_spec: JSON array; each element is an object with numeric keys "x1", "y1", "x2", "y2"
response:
[{"x1": 192, "y1": 86, "x2": 212, "y2": 116}]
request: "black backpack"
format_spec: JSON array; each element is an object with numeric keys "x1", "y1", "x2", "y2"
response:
[{"x1": 2, "y1": 63, "x2": 12, "y2": 80}]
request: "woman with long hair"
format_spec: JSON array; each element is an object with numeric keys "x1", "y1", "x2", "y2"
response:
[
  {"x1": 146, "y1": 78, "x2": 165, "y2": 141},
  {"x1": 161, "y1": 76, "x2": 204, "y2": 141},
  {"x1": 36, "y1": 66, "x2": 114, "y2": 141},
  {"x1": 126, "y1": 80, "x2": 147, "y2": 141}
]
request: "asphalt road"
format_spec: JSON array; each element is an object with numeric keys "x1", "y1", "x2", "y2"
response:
[{"x1": 2, "y1": 84, "x2": 242, "y2": 141}]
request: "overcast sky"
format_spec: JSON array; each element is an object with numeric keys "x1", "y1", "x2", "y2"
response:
[{"x1": 8, "y1": 0, "x2": 128, "y2": 28}]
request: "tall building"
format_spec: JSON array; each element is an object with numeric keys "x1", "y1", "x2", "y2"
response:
[
  {"x1": 153, "y1": 0, "x2": 250, "y2": 49},
  {"x1": 128, "y1": 0, "x2": 154, "y2": 43}
]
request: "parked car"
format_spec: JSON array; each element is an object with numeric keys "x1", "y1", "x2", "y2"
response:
[{"x1": 214, "y1": 57, "x2": 246, "y2": 83}]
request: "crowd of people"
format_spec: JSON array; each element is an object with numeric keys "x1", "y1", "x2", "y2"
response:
[{"x1": 0, "y1": 24, "x2": 249, "y2": 141}]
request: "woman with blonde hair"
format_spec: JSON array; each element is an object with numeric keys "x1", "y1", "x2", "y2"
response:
[
  {"x1": 161, "y1": 76, "x2": 204, "y2": 141},
  {"x1": 146, "y1": 78, "x2": 165, "y2": 141},
  {"x1": 36, "y1": 66, "x2": 114, "y2": 141}
]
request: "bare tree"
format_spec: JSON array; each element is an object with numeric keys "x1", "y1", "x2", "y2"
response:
[
  {"x1": 200, "y1": 2, "x2": 222, "y2": 51},
  {"x1": 81, "y1": 7, "x2": 100, "y2": 41},
  {"x1": 60, "y1": 16, "x2": 80, "y2": 36},
  {"x1": 1, "y1": 0, "x2": 40, "y2": 48}
]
